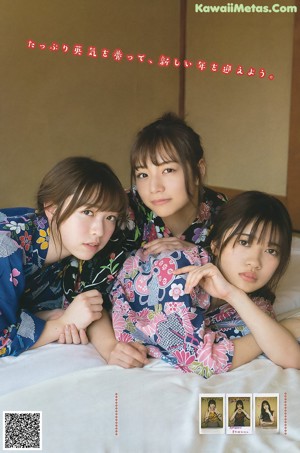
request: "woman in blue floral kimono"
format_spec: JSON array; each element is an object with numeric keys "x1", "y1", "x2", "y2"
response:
[{"x1": 0, "y1": 156, "x2": 128, "y2": 357}]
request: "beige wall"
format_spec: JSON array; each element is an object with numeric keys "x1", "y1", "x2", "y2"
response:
[
  {"x1": 186, "y1": 0, "x2": 295, "y2": 196},
  {"x1": 0, "y1": 0, "x2": 296, "y2": 206},
  {"x1": 0, "y1": 0, "x2": 179, "y2": 207}
]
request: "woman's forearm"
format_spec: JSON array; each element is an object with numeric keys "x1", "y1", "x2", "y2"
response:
[
  {"x1": 87, "y1": 309, "x2": 117, "y2": 361},
  {"x1": 30, "y1": 318, "x2": 64, "y2": 349},
  {"x1": 227, "y1": 288, "x2": 300, "y2": 369}
]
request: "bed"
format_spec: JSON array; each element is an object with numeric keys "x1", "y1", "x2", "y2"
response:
[{"x1": 1, "y1": 237, "x2": 300, "y2": 453}]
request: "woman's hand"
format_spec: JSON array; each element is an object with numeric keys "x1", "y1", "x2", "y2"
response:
[
  {"x1": 60, "y1": 290, "x2": 103, "y2": 330},
  {"x1": 107, "y1": 341, "x2": 149, "y2": 368},
  {"x1": 173, "y1": 263, "x2": 236, "y2": 301},
  {"x1": 143, "y1": 237, "x2": 194, "y2": 255},
  {"x1": 58, "y1": 324, "x2": 89, "y2": 345}
]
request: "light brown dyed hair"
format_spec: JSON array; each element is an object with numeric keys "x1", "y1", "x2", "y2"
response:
[{"x1": 36, "y1": 156, "x2": 127, "y2": 247}]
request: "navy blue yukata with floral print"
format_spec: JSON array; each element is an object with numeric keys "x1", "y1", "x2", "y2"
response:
[
  {"x1": 0, "y1": 208, "x2": 129, "y2": 357},
  {"x1": 0, "y1": 209, "x2": 64, "y2": 356}
]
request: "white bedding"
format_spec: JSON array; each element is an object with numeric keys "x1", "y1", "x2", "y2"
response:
[{"x1": 1, "y1": 237, "x2": 300, "y2": 453}]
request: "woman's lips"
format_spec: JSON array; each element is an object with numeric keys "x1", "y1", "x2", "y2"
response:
[
  {"x1": 239, "y1": 272, "x2": 257, "y2": 282},
  {"x1": 151, "y1": 198, "x2": 170, "y2": 206}
]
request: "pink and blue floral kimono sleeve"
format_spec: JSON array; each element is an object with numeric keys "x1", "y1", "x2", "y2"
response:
[
  {"x1": 0, "y1": 234, "x2": 45, "y2": 357},
  {"x1": 111, "y1": 246, "x2": 234, "y2": 378}
]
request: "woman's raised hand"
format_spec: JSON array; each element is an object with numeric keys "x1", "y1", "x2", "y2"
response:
[
  {"x1": 142, "y1": 237, "x2": 194, "y2": 255},
  {"x1": 60, "y1": 290, "x2": 103, "y2": 330},
  {"x1": 173, "y1": 263, "x2": 235, "y2": 301}
]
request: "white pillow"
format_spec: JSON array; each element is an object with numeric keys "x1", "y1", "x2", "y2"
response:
[{"x1": 274, "y1": 236, "x2": 300, "y2": 318}]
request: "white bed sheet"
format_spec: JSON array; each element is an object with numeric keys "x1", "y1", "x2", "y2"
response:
[{"x1": 0, "y1": 237, "x2": 300, "y2": 453}]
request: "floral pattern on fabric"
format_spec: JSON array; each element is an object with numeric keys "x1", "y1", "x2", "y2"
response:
[
  {"x1": 111, "y1": 247, "x2": 234, "y2": 378},
  {"x1": 61, "y1": 186, "x2": 226, "y2": 308},
  {"x1": 206, "y1": 296, "x2": 276, "y2": 338},
  {"x1": 62, "y1": 233, "x2": 128, "y2": 308},
  {"x1": 0, "y1": 209, "x2": 66, "y2": 356},
  {"x1": 124, "y1": 185, "x2": 227, "y2": 251}
]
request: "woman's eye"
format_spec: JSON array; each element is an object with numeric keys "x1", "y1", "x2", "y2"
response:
[
  {"x1": 136, "y1": 172, "x2": 147, "y2": 179},
  {"x1": 162, "y1": 167, "x2": 175, "y2": 174},
  {"x1": 238, "y1": 239, "x2": 249, "y2": 247},
  {"x1": 266, "y1": 248, "x2": 279, "y2": 257},
  {"x1": 82, "y1": 209, "x2": 94, "y2": 216},
  {"x1": 107, "y1": 215, "x2": 117, "y2": 223}
]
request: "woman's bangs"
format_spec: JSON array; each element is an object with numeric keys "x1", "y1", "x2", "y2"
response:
[
  {"x1": 71, "y1": 183, "x2": 125, "y2": 214},
  {"x1": 133, "y1": 139, "x2": 180, "y2": 169}
]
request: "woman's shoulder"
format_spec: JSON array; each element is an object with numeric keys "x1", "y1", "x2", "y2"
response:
[
  {"x1": 0, "y1": 209, "x2": 49, "y2": 253},
  {"x1": 0, "y1": 208, "x2": 36, "y2": 230},
  {"x1": 202, "y1": 186, "x2": 227, "y2": 206}
]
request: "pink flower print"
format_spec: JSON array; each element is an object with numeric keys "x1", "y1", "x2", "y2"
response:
[
  {"x1": 124, "y1": 280, "x2": 134, "y2": 301},
  {"x1": 19, "y1": 231, "x2": 32, "y2": 252},
  {"x1": 196, "y1": 331, "x2": 233, "y2": 373},
  {"x1": 128, "y1": 308, "x2": 150, "y2": 325},
  {"x1": 112, "y1": 297, "x2": 131, "y2": 315},
  {"x1": 199, "y1": 202, "x2": 211, "y2": 221},
  {"x1": 118, "y1": 332, "x2": 134, "y2": 343},
  {"x1": 147, "y1": 345, "x2": 162, "y2": 359},
  {"x1": 122, "y1": 254, "x2": 140, "y2": 277},
  {"x1": 151, "y1": 312, "x2": 166, "y2": 327},
  {"x1": 168, "y1": 283, "x2": 184, "y2": 301},
  {"x1": 191, "y1": 286, "x2": 210, "y2": 309},
  {"x1": 154, "y1": 257, "x2": 176, "y2": 287},
  {"x1": 140, "y1": 320, "x2": 156, "y2": 337},
  {"x1": 10, "y1": 268, "x2": 21, "y2": 286},
  {"x1": 165, "y1": 302, "x2": 185, "y2": 315},
  {"x1": 173, "y1": 350, "x2": 196, "y2": 366},
  {"x1": 180, "y1": 308, "x2": 197, "y2": 335},
  {"x1": 135, "y1": 274, "x2": 149, "y2": 296},
  {"x1": 112, "y1": 312, "x2": 127, "y2": 339},
  {"x1": 199, "y1": 248, "x2": 210, "y2": 265},
  {"x1": 182, "y1": 246, "x2": 201, "y2": 265}
]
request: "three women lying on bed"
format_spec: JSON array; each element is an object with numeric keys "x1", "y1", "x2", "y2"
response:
[{"x1": 1, "y1": 113, "x2": 299, "y2": 377}]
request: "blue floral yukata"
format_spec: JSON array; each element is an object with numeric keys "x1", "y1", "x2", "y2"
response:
[
  {"x1": 0, "y1": 209, "x2": 127, "y2": 357},
  {"x1": 0, "y1": 209, "x2": 64, "y2": 357},
  {"x1": 206, "y1": 295, "x2": 276, "y2": 338},
  {"x1": 111, "y1": 246, "x2": 234, "y2": 378}
]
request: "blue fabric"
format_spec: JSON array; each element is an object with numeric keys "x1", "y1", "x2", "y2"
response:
[{"x1": 0, "y1": 209, "x2": 66, "y2": 356}]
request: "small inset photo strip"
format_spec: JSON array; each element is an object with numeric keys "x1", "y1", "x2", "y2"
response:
[
  {"x1": 199, "y1": 393, "x2": 225, "y2": 434},
  {"x1": 226, "y1": 394, "x2": 252, "y2": 435},
  {"x1": 253, "y1": 393, "x2": 279, "y2": 433}
]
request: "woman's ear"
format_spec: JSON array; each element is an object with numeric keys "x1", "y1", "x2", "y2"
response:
[
  {"x1": 198, "y1": 158, "x2": 206, "y2": 179},
  {"x1": 44, "y1": 204, "x2": 56, "y2": 222},
  {"x1": 210, "y1": 240, "x2": 219, "y2": 256}
]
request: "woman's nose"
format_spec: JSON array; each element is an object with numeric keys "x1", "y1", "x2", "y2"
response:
[
  {"x1": 91, "y1": 218, "x2": 104, "y2": 237},
  {"x1": 246, "y1": 249, "x2": 262, "y2": 269},
  {"x1": 149, "y1": 175, "x2": 164, "y2": 193}
]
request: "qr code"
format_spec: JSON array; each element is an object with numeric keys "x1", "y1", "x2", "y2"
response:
[{"x1": 3, "y1": 411, "x2": 42, "y2": 450}]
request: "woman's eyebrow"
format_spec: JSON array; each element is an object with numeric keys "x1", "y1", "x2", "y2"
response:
[
  {"x1": 268, "y1": 241, "x2": 280, "y2": 248},
  {"x1": 135, "y1": 160, "x2": 175, "y2": 170},
  {"x1": 239, "y1": 232, "x2": 280, "y2": 248}
]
